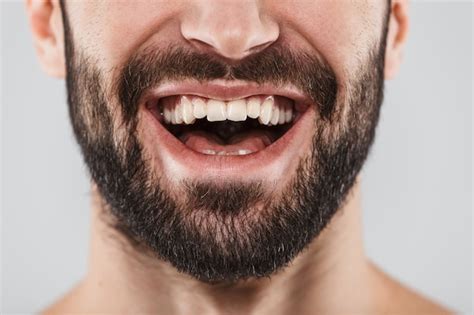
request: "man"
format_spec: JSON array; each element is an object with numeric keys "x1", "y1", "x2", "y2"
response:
[{"x1": 26, "y1": 0, "x2": 451, "y2": 313}]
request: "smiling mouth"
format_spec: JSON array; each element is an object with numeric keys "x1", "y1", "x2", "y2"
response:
[{"x1": 146, "y1": 90, "x2": 310, "y2": 157}]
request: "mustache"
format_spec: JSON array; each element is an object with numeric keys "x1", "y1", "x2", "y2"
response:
[{"x1": 116, "y1": 44, "x2": 338, "y2": 123}]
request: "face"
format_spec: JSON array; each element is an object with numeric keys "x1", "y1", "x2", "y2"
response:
[{"x1": 29, "y1": 0, "x2": 408, "y2": 283}]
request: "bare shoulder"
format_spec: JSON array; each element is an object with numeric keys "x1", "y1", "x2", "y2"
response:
[
  {"x1": 369, "y1": 262, "x2": 455, "y2": 315},
  {"x1": 40, "y1": 282, "x2": 86, "y2": 315}
]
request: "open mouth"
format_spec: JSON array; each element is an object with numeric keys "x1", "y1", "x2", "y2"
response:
[
  {"x1": 147, "y1": 93, "x2": 309, "y2": 157},
  {"x1": 139, "y1": 81, "x2": 315, "y2": 178}
]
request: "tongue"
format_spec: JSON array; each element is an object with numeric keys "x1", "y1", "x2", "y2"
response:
[{"x1": 180, "y1": 130, "x2": 273, "y2": 155}]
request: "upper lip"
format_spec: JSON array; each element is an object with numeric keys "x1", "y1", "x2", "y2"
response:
[{"x1": 142, "y1": 79, "x2": 313, "y2": 110}]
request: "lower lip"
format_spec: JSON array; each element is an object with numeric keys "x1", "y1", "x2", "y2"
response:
[{"x1": 140, "y1": 105, "x2": 315, "y2": 181}]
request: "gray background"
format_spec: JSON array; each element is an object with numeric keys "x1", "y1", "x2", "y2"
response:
[{"x1": 1, "y1": 1, "x2": 472, "y2": 314}]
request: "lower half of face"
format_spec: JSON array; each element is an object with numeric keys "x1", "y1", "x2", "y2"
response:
[{"x1": 66, "y1": 32, "x2": 385, "y2": 282}]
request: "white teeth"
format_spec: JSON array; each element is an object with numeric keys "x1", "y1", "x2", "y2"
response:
[
  {"x1": 278, "y1": 107, "x2": 286, "y2": 124},
  {"x1": 207, "y1": 99, "x2": 227, "y2": 122},
  {"x1": 285, "y1": 105, "x2": 293, "y2": 123},
  {"x1": 174, "y1": 103, "x2": 183, "y2": 124},
  {"x1": 270, "y1": 105, "x2": 280, "y2": 126},
  {"x1": 246, "y1": 97, "x2": 261, "y2": 119},
  {"x1": 201, "y1": 149, "x2": 253, "y2": 156},
  {"x1": 237, "y1": 149, "x2": 252, "y2": 155},
  {"x1": 181, "y1": 96, "x2": 196, "y2": 124},
  {"x1": 164, "y1": 106, "x2": 172, "y2": 124},
  {"x1": 170, "y1": 109, "x2": 176, "y2": 124},
  {"x1": 227, "y1": 99, "x2": 247, "y2": 121},
  {"x1": 192, "y1": 97, "x2": 207, "y2": 119},
  {"x1": 202, "y1": 149, "x2": 217, "y2": 155},
  {"x1": 258, "y1": 96, "x2": 274, "y2": 125},
  {"x1": 164, "y1": 95, "x2": 294, "y2": 125}
]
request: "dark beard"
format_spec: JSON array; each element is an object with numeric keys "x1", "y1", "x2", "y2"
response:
[{"x1": 61, "y1": 6, "x2": 388, "y2": 283}]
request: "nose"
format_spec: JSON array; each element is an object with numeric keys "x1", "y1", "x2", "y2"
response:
[{"x1": 180, "y1": 0, "x2": 279, "y2": 60}]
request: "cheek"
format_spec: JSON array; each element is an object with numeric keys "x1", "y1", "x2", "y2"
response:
[
  {"x1": 270, "y1": 1, "x2": 385, "y2": 136},
  {"x1": 273, "y1": 0, "x2": 384, "y2": 83},
  {"x1": 68, "y1": 0, "x2": 186, "y2": 71}
]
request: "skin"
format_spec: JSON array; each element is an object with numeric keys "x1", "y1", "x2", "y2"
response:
[{"x1": 26, "y1": 0, "x2": 452, "y2": 314}]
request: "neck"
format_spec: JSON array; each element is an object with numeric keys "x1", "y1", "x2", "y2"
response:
[{"x1": 80, "y1": 179, "x2": 374, "y2": 314}]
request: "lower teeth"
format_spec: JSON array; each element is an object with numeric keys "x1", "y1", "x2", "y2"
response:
[{"x1": 201, "y1": 149, "x2": 253, "y2": 156}]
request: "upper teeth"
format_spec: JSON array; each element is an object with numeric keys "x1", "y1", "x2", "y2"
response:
[{"x1": 162, "y1": 95, "x2": 294, "y2": 126}]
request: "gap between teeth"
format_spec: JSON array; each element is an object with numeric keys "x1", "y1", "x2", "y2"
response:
[{"x1": 163, "y1": 95, "x2": 294, "y2": 126}]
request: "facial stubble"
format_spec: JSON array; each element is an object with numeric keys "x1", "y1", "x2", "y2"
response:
[{"x1": 61, "y1": 7, "x2": 388, "y2": 283}]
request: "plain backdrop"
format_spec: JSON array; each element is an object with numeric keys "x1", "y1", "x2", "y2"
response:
[{"x1": 1, "y1": 1, "x2": 472, "y2": 314}]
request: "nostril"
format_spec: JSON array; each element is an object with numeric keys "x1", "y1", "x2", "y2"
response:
[
  {"x1": 188, "y1": 38, "x2": 217, "y2": 53},
  {"x1": 245, "y1": 39, "x2": 275, "y2": 55},
  {"x1": 185, "y1": 33, "x2": 257, "y2": 61},
  {"x1": 180, "y1": 4, "x2": 280, "y2": 61}
]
